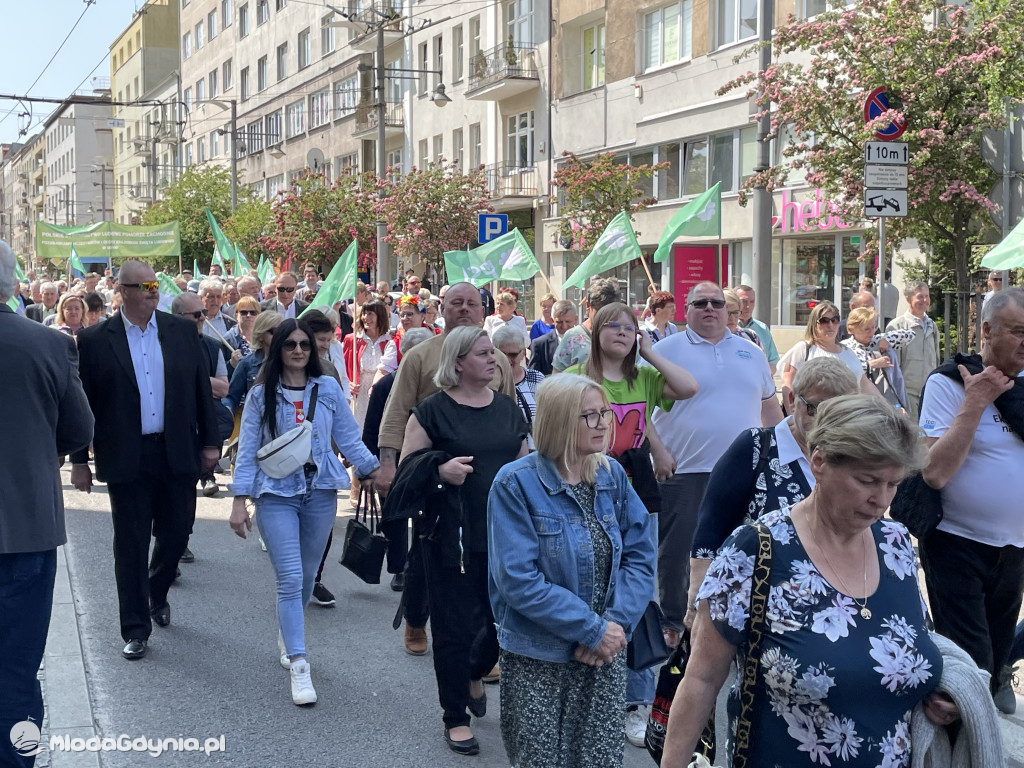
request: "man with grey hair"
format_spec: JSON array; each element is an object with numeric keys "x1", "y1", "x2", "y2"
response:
[
  {"x1": 198, "y1": 278, "x2": 236, "y2": 340},
  {"x1": 919, "y1": 286, "x2": 1024, "y2": 713},
  {"x1": 528, "y1": 299, "x2": 577, "y2": 376},
  {"x1": 885, "y1": 280, "x2": 937, "y2": 419},
  {"x1": 735, "y1": 285, "x2": 780, "y2": 373},
  {"x1": 551, "y1": 277, "x2": 621, "y2": 372},
  {"x1": 0, "y1": 240, "x2": 93, "y2": 765},
  {"x1": 26, "y1": 281, "x2": 59, "y2": 323},
  {"x1": 235, "y1": 275, "x2": 261, "y2": 302}
]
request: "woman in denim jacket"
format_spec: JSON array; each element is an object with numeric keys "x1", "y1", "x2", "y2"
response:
[
  {"x1": 228, "y1": 319, "x2": 380, "y2": 707},
  {"x1": 487, "y1": 374, "x2": 657, "y2": 768}
]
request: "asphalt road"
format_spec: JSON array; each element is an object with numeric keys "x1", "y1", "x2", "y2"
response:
[{"x1": 60, "y1": 472, "x2": 659, "y2": 768}]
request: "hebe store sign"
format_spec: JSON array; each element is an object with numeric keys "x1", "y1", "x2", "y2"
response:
[{"x1": 772, "y1": 188, "x2": 852, "y2": 234}]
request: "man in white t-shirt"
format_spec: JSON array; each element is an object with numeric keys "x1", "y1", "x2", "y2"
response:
[
  {"x1": 918, "y1": 287, "x2": 1024, "y2": 713},
  {"x1": 651, "y1": 281, "x2": 784, "y2": 639}
]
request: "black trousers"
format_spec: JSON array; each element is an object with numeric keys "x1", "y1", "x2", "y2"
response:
[
  {"x1": 422, "y1": 539, "x2": 498, "y2": 729},
  {"x1": 107, "y1": 438, "x2": 197, "y2": 642},
  {"x1": 405, "y1": 533, "x2": 430, "y2": 627},
  {"x1": 920, "y1": 528, "x2": 1024, "y2": 688}
]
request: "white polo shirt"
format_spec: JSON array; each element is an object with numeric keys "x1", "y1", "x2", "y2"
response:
[
  {"x1": 919, "y1": 373, "x2": 1024, "y2": 547},
  {"x1": 652, "y1": 328, "x2": 777, "y2": 473}
]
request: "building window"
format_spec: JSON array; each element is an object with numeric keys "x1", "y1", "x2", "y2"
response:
[
  {"x1": 198, "y1": 137, "x2": 207, "y2": 163},
  {"x1": 209, "y1": 69, "x2": 219, "y2": 98},
  {"x1": 469, "y1": 16, "x2": 481, "y2": 60},
  {"x1": 453, "y1": 128, "x2": 464, "y2": 166},
  {"x1": 453, "y1": 25, "x2": 464, "y2": 81},
  {"x1": 506, "y1": 110, "x2": 534, "y2": 168},
  {"x1": 298, "y1": 29, "x2": 311, "y2": 69},
  {"x1": 185, "y1": 143, "x2": 194, "y2": 166},
  {"x1": 683, "y1": 138, "x2": 708, "y2": 195},
  {"x1": 223, "y1": 59, "x2": 233, "y2": 90},
  {"x1": 583, "y1": 23, "x2": 606, "y2": 89},
  {"x1": 209, "y1": 9, "x2": 218, "y2": 38},
  {"x1": 433, "y1": 134, "x2": 444, "y2": 164},
  {"x1": 196, "y1": 79, "x2": 206, "y2": 103},
  {"x1": 709, "y1": 132, "x2": 735, "y2": 192},
  {"x1": 277, "y1": 43, "x2": 288, "y2": 81},
  {"x1": 418, "y1": 139, "x2": 428, "y2": 167},
  {"x1": 183, "y1": 87, "x2": 193, "y2": 112},
  {"x1": 506, "y1": 0, "x2": 534, "y2": 46},
  {"x1": 276, "y1": 0, "x2": 287, "y2": 9},
  {"x1": 240, "y1": 67, "x2": 251, "y2": 100},
  {"x1": 716, "y1": 0, "x2": 757, "y2": 48},
  {"x1": 257, "y1": 56, "x2": 268, "y2": 91},
  {"x1": 265, "y1": 111, "x2": 282, "y2": 145},
  {"x1": 433, "y1": 35, "x2": 443, "y2": 88},
  {"x1": 252, "y1": 179, "x2": 265, "y2": 200},
  {"x1": 268, "y1": 174, "x2": 285, "y2": 198},
  {"x1": 321, "y1": 14, "x2": 336, "y2": 55},
  {"x1": 418, "y1": 43, "x2": 428, "y2": 95},
  {"x1": 334, "y1": 75, "x2": 358, "y2": 117},
  {"x1": 238, "y1": 3, "x2": 249, "y2": 37},
  {"x1": 657, "y1": 142, "x2": 681, "y2": 199},
  {"x1": 195, "y1": 21, "x2": 205, "y2": 49},
  {"x1": 182, "y1": 32, "x2": 192, "y2": 59},
  {"x1": 643, "y1": 2, "x2": 691, "y2": 70},
  {"x1": 247, "y1": 120, "x2": 264, "y2": 152},
  {"x1": 210, "y1": 130, "x2": 220, "y2": 157},
  {"x1": 739, "y1": 126, "x2": 757, "y2": 184},
  {"x1": 257, "y1": 0, "x2": 269, "y2": 25},
  {"x1": 309, "y1": 89, "x2": 330, "y2": 128},
  {"x1": 338, "y1": 152, "x2": 359, "y2": 175},
  {"x1": 470, "y1": 122, "x2": 482, "y2": 168},
  {"x1": 222, "y1": 0, "x2": 232, "y2": 25}
]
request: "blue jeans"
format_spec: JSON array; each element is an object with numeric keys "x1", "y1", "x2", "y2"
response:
[
  {"x1": 0, "y1": 549, "x2": 57, "y2": 768},
  {"x1": 626, "y1": 666, "x2": 655, "y2": 707},
  {"x1": 257, "y1": 484, "x2": 338, "y2": 661}
]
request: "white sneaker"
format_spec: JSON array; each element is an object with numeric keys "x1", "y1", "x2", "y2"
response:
[
  {"x1": 277, "y1": 632, "x2": 290, "y2": 670},
  {"x1": 259, "y1": 536, "x2": 268, "y2": 552},
  {"x1": 290, "y1": 660, "x2": 317, "y2": 706},
  {"x1": 625, "y1": 706, "x2": 649, "y2": 747}
]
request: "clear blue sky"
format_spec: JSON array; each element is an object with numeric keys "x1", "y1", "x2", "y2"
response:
[{"x1": 0, "y1": 0, "x2": 140, "y2": 146}]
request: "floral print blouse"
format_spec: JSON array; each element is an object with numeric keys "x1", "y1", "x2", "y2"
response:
[{"x1": 697, "y1": 509, "x2": 941, "y2": 768}]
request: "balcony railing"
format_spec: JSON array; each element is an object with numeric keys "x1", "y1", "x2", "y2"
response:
[
  {"x1": 350, "y1": 1, "x2": 404, "y2": 49},
  {"x1": 467, "y1": 42, "x2": 539, "y2": 94},
  {"x1": 354, "y1": 101, "x2": 405, "y2": 136},
  {"x1": 482, "y1": 163, "x2": 538, "y2": 199}
]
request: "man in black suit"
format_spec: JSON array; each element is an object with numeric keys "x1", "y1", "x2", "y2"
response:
[
  {"x1": 25, "y1": 281, "x2": 58, "y2": 323},
  {"x1": 0, "y1": 241, "x2": 93, "y2": 768},
  {"x1": 528, "y1": 299, "x2": 577, "y2": 376},
  {"x1": 259, "y1": 271, "x2": 308, "y2": 318},
  {"x1": 70, "y1": 261, "x2": 221, "y2": 660}
]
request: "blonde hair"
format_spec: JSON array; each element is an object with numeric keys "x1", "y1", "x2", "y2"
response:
[
  {"x1": 723, "y1": 289, "x2": 741, "y2": 311},
  {"x1": 539, "y1": 292, "x2": 557, "y2": 304},
  {"x1": 433, "y1": 326, "x2": 489, "y2": 389},
  {"x1": 253, "y1": 310, "x2": 284, "y2": 351},
  {"x1": 846, "y1": 307, "x2": 878, "y2": 332},
  {"x1": 804, "y1": 300, "x2": 840, "y2": 345},
  {"x1": 497, "y1": 291, "x2": 517, "y2": 307},
  {"x1": 55, "y1": 293, "x2": 86, "y2": 325},
  {"x1": 235, "y1": 295, "x2": 261, "y2": 315},
  {"x1": 808, "y1": 394, "x2": 927, "y2": 474},
  {"x1": 533, "y1": 374, "x2": 610, "y2": 484}
]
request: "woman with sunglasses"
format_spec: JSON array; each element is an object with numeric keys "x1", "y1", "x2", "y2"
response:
[
  {"x1": 229, "y1": 319, "x2": 380, "y2": 706},
  {"x1": 487, "y1": 374, "x2": 656, "y2": 768},
  {"x1": 779, "y1": 301, "x2": 878, "y2": 396},
  {"x1": 225, "y1": 296, "x2": 262, "y2": 373}
]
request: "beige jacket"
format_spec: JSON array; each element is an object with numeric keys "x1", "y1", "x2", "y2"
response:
[{"x1": 886, "y1": 311, "x2": 940, "y2": 398}]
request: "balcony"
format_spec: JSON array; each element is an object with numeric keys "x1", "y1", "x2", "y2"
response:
[
  {"x1": 349, "y1": 2, "x2": 404, "y2": 52},
  {"x1": 482, "y1": 163, "x2": 539, "y2": 202},
  {"x1": 466, "y1": 42, "x2": 539, "y2": 101},
  {"x1": 352, "y1": 101, "x2": 405, "y2": 139}
]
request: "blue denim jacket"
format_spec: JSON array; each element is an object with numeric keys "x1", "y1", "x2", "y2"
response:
[
  {"x1": 487, "y1": 452, "x2": 657, "y2": 663},
  {"x1": 231, "y1": 375, "x2": 379, "y2": 498}
]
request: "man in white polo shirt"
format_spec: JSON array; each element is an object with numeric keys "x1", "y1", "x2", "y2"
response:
[
  {"x1": 918, "y1": 287, "x2": 1024, "y2": 713},
  {"x1": 651, "y1": 280, "x2": 783, "y2": 641}
]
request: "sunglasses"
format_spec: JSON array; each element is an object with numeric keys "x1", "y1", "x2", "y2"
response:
[
  {"x1": 817, "y1": 315, "x2": 841, "y2": 325},
  {"x1": 238, "y1": 310, "x2": 259, "y2": 317},
  {"x1": 282, "y1": 339, "x2": 312, "y2": 352},
  {"x1": 176, "y1": 310, "x2": 205, "y2": 320},
  {"x1": 277, "y1": 286, "x2": 296, "y2": 293},
  {"x1": 123, "y1": 281, "x2": 159, "y2": 292},
  {"x1": 690, "y1": 298, "x2": 726, "y2": 309},
  {"x1": 798, "y1": 394, "x2": 823, "y2": 417}
]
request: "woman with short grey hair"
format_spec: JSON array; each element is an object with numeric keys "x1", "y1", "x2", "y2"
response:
[{"x1": 492, "y1": 324, "x2": 544, "y2": 440}]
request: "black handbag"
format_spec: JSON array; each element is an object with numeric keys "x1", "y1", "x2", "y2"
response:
[
  {"x1": 339, "y1": 486, "x2": 387, "y2": 584},
  {"x1": 889, "y1": 473, "x2": 943, "y2": 538},
  {"x1": 627, "y1": 601, "x2": 673, "y2": 671}
]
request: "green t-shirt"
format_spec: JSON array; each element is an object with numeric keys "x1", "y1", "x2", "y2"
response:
[{"x1": 565, "y1": 364, "x2": 673, "y2": 458}]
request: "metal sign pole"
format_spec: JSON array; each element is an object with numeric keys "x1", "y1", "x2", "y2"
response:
[{"x1": 878, "y1": 216, "x2": 887, "y2": 325}]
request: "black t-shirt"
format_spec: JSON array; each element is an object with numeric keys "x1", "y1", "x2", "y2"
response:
[{"x1": 413, "y1": 390, "x2": 527, "y2": 552}]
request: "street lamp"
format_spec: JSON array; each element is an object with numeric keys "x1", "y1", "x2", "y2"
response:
[{"x1": 196, "y1": 99, "x2": 238, "y2": 210}]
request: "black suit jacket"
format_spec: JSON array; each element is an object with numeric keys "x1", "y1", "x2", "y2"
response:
[
  {"x1": 70, "y1": 311, "x2": 220, "y2": 484},
  {"x1": 259, "y1": 297, "x2": 309, "y2": 316},
  {"x1": 528, "y1": 330, "x2": 559, "y2": 376},
  {"x1": 25, "y1": 304, "x2": 54, "y2": 323}
]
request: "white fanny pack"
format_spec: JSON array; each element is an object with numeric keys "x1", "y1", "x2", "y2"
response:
[{"x1": 256, "y1": 384, "x2": 319, "y2": 479}]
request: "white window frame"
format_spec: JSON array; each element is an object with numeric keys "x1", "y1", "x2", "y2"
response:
[
  {"x1": 506, "y1": 0, "x2": 534, "y2": 46},
  {"x1": 286, "y1": 100, "x2": 305, "y2": 138},
  {"x1": 333, "y1": 75, "x2": 359, "y2": 118},
  {"x1": 469, "y1": 122, "x2": 482, "y2": 168},
  {"x1": 321, "y1": 14, "x2": 336, "y2": 55},
  {"x1": 238, "y1": 3, "x2": 249, "y2": 37},
  {"x1": 209, "y1": 9, "x2": 218, "y2": 39},
  {"x1": 195, "y1": 20, "x2": 205, "y2": 49},
  {"x1": 453, "y1": 25, "x2": 464, "y2": 81},
  {"x1": 182, "y1": 32, "x2": 192, "y2": 59},
  {"x1": 309, "y1": 89, "x2": 330, "y2": 128},
  {"x1": 257, "y1": 56, "x2": 268, "y2": 91},
  {"x1": 223, "y1": 59, "x2": 234, "y2": 91},
  {"x1": 277, "y1": 43, "x2": 288, "y2": 82},
  {"x1": 716, "y1": 0, "x2": 758, "y2": 49},
  {"x1": 257, "y1": 0, "x2": 269, "y2": 25},
  {"x1": 209, "y1": 69, "x2": 219, "y2": 98},
  {"x1": 506, "y1": 110, "x2": 535, "y2": 169},
  {"x1": 643, "y1": 1, "x2": 692, "y2": 71},
  {"x1": 196, "y1": 79, "x2": 206, "y2": 103},
  {"x1": 582, "y1": 22, "x2": 606, "y2": 89},
  {"x1": 265, "y1": 111, "x2": 283, "y2": 146},
  {"x1": 247, "y1": 120, "x2": 264, "y2": 152},
  {"x1": 210, "y1": 130, "x2": 220, "y2": 157},
  {"x1": 298, "y1": 28, "x2": 311, "y2": 69},
  {"x1": 453, "y1": 128, "x2": 464, "y2": 166},
  {"x1": 222, "y1": 0, "x2": 232, "y2": 26}
]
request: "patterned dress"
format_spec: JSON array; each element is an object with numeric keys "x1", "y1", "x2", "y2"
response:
[
  {"x1": 500, "y1": 482, "x2": 629, "y2": 768},
  {"x1": 698, "y1": 510, "x2": 941, "y2": 768}
]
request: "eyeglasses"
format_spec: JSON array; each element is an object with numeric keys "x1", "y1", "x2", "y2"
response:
[
  {"x1": 399, "y1": 311, "x2": 418, "y2": 319},
  {"x1": 238, "y1": 310, "x2": 259, "y2": 317},
  {"x1": 727, "y1": 310, "x2": 741, "y2": 318},
  {"x1": 580, "y1": 409, "x2": 614, "y2": 429},
  {"x1": 277, "y1": 286, "x2": 296, "y2": 293},
  {"x1": 602, "y1": 321, "x2": 637, "y2": 335},
  {"x1": 122, "y1": 281, "x2": 159, "y2": 292},
  {"x1": 282, "y1": 339, "x2": 312, "y2": 352},
  {"x1": 797, "y1": 394, "x2": 823, "y2": 417},
  {"x1": 690, "y1": 298, "x2": 726, "y2": 309},
  {"x1": 176, "y1": 310, "x2": 205, "y2": 320},
  {"x1": 817, "y1": 316, "x2": 841, "y2": 326}
]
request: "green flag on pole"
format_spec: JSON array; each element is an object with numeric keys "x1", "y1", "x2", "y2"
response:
[
  {"x1": 193, "y1": 258, "x2": 202, "y2": 279},
  {"x1": 981, "y1": 216, "x2": 1024, "y2": 269},
  {"x1": 258, "y1": 255, "x2": 275, "y2": 286},
  {"x1": 653, "y1": 182, "x2": 722, "y2": 263},
  {"x1": 300, "y1": 240, "x2": 357, "y2": 317},
  {"x1": 5, "y1": 296, "x2": 18, "y2": 312},
  {"x1": 563, "y1": 211, "x2": 643, "y2": 290},
  {"x1": 204, "y1": 207, "x2": 236, "y2": 268},
  {"x1": 233, "y1": 243, "x2": 251, "y2": 275},
  {"x1": 210, "y1": 246, "x2": 225, "y2": 271},
  {"x1": 156, "y1": 272, "x2": 182, "y2": 314},
  {"x1": 69, "y1": 245, "x2": 86, "y2": 274},
  {"x1": 13, "y1": 259, "x2": 27, "y2": 282},
  {"x1": 444, "y1": 228, "x2": 539, "y2": 287}
]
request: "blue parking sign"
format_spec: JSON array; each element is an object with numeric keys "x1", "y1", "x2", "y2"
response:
[{"x1": 478, "y1": 213, "x2": 509, "y2": 244}]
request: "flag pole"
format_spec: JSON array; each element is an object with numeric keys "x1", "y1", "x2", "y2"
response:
[
  {"x1": 638, "y1": 252, "x2": 657, "y2": 291},
  {"x1": 202, "y1": 318, "x2": 236, "y2": 353},
  {"x1": 534, "y1": 269, "x2": 557, "y2": 296}
]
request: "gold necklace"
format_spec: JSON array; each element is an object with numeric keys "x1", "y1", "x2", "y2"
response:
[{"x1": 805, "y1": 510, "x2": 873, "y2": 620}]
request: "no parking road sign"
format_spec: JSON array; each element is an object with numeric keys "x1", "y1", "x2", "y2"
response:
[
  {"x1": 478, "y1": 213, "x2": 509, "y2": 244},
  {"x1": 864, "y1": 87, "x2": 907, "y2": 141}
]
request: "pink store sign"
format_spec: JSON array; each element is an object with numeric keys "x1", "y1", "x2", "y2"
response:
[{"x1": 772, "y1": 188, "x2": 853, "y2": 234}]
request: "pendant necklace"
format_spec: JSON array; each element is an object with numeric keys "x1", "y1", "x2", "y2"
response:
[{"x1": 807, "y1": 512, "x2": 872, "y2": 620}]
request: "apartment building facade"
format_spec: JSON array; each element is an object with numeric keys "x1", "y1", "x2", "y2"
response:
[
  {"x1": 42, "y1": 97, "x2": 115, "y2": 228},
  {"x1": 2, "y1": 134, "x2": 47, "y2": 269}
]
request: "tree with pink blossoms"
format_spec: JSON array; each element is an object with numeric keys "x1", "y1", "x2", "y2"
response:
[{"x1": 720, "y1": 0, "x2": 1024, "y2": 339}]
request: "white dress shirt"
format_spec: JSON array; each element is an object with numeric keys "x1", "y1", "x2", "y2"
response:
[
  {"x1": 277, "y1": 300, "x2": 297, "y2": 319},
  {"x1": 122, "y1": 311, "x2": 165, "y2": 435}
]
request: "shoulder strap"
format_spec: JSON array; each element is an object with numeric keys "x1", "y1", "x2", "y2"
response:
[
  {"x1": 305, "y1": 383, "x2": 320, "y2": 423},
  {"x1": 733, "y1": 523, "x2": 772, "y2": 768},
  {"x1": 514, "y1": 385, "x2": 533, "y2": 426}
]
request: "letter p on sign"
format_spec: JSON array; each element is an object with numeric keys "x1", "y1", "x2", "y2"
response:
[{"x1": 478, "y1": 213, "x2": 509, "y2": 244}]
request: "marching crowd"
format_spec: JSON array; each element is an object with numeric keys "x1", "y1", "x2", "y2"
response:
[{"x1": 3, "y1": 237, "x2": 1024, "y2": 768}]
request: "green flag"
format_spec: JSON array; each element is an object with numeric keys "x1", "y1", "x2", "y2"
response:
[
  {"x1": 69, "y1": 245, "x2": 85, "y2": 274},
  {"x1": 653, "y1": 182, "x2": 722, "y2": 263},
  {"x1": 156, "y1": 272, "x2": 181, "y2": 314},
  {"x1": 300, "y1": 240, "x2": 357, "y2": 317},
  {"x1": 444, "y1": 228, "x2": 539, "y2": 287},
  {"x1": 205, "y1": 207, "x2": 236, "y2": 268},
  {"x1": 193, "y1": 258, "x2": 202, "y2": 279},
  {"x1": 233, "y1": 243, "x2": 251, "y2": 275},
  {"x1": 258, "y1": 256, "x2": 275, "y2": 286},
  {"x1": 13, "y1": 259, "x2": 27, "y2": 282},
  {"x1": 563, "y1": 211, "x2": 642, "y2": 290},
  {"x1": 211, "y1": 246, "x2": 225, "y2": 270},
  {"x1": 981, "y1": 216, "x2": 1024, "y2": 269},
  {"x1": 6, "y1": 295, "x2": 18, "y2": 312}
]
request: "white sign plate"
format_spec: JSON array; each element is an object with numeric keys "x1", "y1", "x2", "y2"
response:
[
  {"x1": 864, "y1": 188, "x2": 908, "y2": 217},
  {"x1": 864, "y1": 141, "x2": 909, "y2": 165},
  {"x1": 107, "y1": 118, "x2": 125, "y2": 128},
  {"x1": 864, "y1": 164, "x2": 908, "y2": 188}
]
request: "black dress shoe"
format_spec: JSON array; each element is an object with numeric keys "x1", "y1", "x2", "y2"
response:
[
  {"x1": 390, "y1": 572, "x2": 405, "y2": 592},
  {"x1": 151, "y1": 602, "x2": 171, "y2": 627},
  {"x1": 468, "y1": 690, "x2": 486, "y2": 718},
  {"x1": 444, "y1": 729, "x2": 480, "y2": 756},
  {"x1": 179, "y1": 547, "x2": 195, "y2": 564},
  {"x1": 122, "y1": 639, "x2": 147, "y2": 660}
]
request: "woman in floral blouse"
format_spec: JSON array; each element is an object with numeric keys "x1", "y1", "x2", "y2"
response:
[{"x1": 662, "y1": 395, "x2": 960, "y2": 768}]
